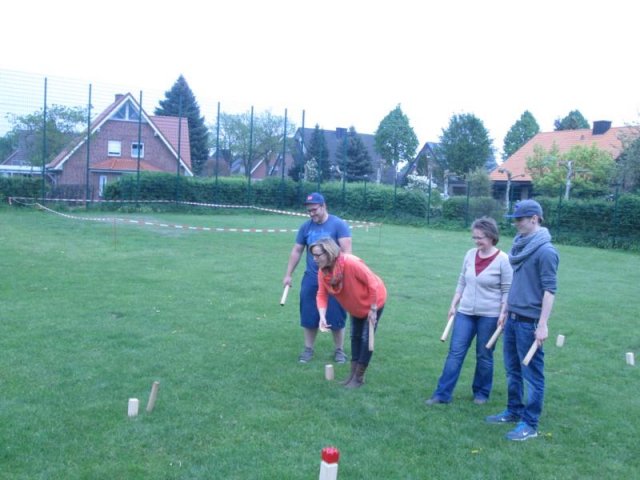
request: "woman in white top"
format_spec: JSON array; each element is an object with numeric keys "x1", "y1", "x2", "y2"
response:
[{"x1": 426, "y1": 217, "x2": 513, "y2": 405}]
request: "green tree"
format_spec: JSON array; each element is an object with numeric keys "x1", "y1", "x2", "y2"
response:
[
  {"x1": 467, "y1": 166, "x2": 492, "y2": 196},
  {"x1": 527, "y1": 143, "x2": 615, "y2": 198},
  {"x1": 217, "y1": 111, "x2": 252, "y2": 176},
  {"x1": 155, "y1": 75, "x2": 209, "y2": 176},
  {"x1": 216, "y1": 110, "x2": 293, "y2": 180},
  {"x1": 439, "y1": 113, "x2": 493, "y2": 175},
  {"x1": 374, "y1": 105, "x2": 419, "y2": 193},
  {"x1": 5, "y1": 105, "x2": 86, "y2": 165},
  {"x1": 0, "y1": 135, "x2": 15, "y2": 162},
  {"x1": 304, "y1": 125, "x2": 330, "y2": 181},
  {"x1": 503, "y1": 110, "x2": 540, "y2": 159},
  {"x1": 251, "y1": 110, "x2": 295, "y2": 177},
  {"x1": 616, "y1": 125, "x2": 640, "y2": 192},
  {"x1": 554, "y1": 110, "x2": 589, "y2": 131}
]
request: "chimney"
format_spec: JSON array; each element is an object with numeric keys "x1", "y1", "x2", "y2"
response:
[
  {"x1": 592, "y1": 120, "x2": 612, "y2": 135},
  {"x1": 115, "y1": 94, "x2": 125, "y2": 102},
  {"x1": 335, "y1": 127, "x2": 347, "y2": 139}
]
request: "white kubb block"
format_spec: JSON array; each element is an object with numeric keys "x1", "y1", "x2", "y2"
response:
[
  {"x1": 319, "y1": 461, "x2": 338, "y2": 480},
  {"x1": 556, "y1": 334, "x2": 565, "y2": 347},
  {"x1": 325, "y1": 364, "x2": 334, "y2": 381},
  {"x1": 128, "y1": 398, "x2": 139, "y2": 417},
  {"x1": 626, "y1": 352, "x2": 635, "y2": 366}
]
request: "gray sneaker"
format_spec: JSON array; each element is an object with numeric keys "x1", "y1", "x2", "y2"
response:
[
  {"x1": 334, "y1": 348, "x2": 347, "y2": 364},
  {"x1": 298, "y1": 347, "x2": 314, "y2": 363}
]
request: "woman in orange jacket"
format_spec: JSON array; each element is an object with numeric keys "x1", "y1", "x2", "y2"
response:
[{"x1": 310, "y1": 237, "x2": 387, "y2": 388}]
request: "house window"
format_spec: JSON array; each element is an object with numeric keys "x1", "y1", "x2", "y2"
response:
[
  {"x1": 108, "y1": 141, "x2": 121, "y2": 156},
  {"x1": 113, "y1": 100, "x2": 142, "y2": 122},
  {"x1": 99, "y1": 175, "x2": 108, "y2": 197},
  {"x1": 131, "y1": 142, "x2": 144, "y2": 158}
]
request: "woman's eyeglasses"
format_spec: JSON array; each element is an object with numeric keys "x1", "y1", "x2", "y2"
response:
[{"x1": 311, "y1": 251, "x2": 325, "y2": 259}]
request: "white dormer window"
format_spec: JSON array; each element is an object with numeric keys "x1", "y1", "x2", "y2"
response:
[
  {"x1": 108, "y1": 141, "x2": 121, "y2": 156},
  {"x1": 113, "y1": 100, "x2": 142, "y2": 122},
  {"x1": 131, "y1": 142, "x2": 144, "y2": 158}
]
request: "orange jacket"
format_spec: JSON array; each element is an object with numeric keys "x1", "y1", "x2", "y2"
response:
[{"x1": 317, "y1": 253, "x2": 387, "y2": 318}]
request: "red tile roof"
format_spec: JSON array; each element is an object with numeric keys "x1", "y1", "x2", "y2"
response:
[
  {"x1": 151, "y1": 115, "x2": 192, "y2": 170},
  {"x1": 490, "y1": 126, "x2": 637, "y2": 182}
]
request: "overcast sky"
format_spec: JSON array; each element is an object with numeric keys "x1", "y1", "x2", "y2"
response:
[{"x1": 2, "y1": 0, "x2": 639, "y2": 159}]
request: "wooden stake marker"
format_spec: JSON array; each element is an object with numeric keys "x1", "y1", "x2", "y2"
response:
[{"x1": 146, "y1": 381, "x2": 160, "y2": 413}]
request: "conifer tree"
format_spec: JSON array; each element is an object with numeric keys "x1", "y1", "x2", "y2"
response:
[
  {"x1": 343, "y1": 127, "x2": 373, "y2": 181},
  {"x1": 155, "y1": 75, "x2": 209, "y2": 175}
]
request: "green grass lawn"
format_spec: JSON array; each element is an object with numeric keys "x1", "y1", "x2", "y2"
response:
[{"x1": 1, "y1": 207, "x2": 638, "y2": 479}]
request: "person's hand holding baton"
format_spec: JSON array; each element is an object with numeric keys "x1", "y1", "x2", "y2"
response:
[
  {"x1": 440, "y1": 315, "x2": 454, "y2": 342},
  {"x1": 280, "y1": 276, "x2": 292, "y2": 306},
  {"x1": 486, "y1": 310, "x2": 507, "y2": 349},
  {"x1": 523, "y1": 322, "x2": 548, "y2": 366}
]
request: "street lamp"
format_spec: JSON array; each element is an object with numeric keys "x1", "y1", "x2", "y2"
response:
[{"x1": 498, "y1": 167, "x2": 525, "y2": 212}]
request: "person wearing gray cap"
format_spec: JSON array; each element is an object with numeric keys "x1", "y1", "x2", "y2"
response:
[
  {"x1": 283, "y1": 193, "x2": 352, "y2": 364},
  {"x1": 486, "y1": 199, "x2": 559, "y2": 441}
]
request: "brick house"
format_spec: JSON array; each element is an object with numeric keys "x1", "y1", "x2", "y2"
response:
[{"x1": 47, "y1": 93, "x2": 192, "y2": 199}]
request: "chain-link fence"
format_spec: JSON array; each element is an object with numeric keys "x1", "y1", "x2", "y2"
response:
[{"x1": 2, "y1": 69, "x2": 639, "y2": 250}]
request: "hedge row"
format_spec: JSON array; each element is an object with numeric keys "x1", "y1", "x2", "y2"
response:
[{"x1": 2, "y1": 174, "x2": 638, "y2": 250}]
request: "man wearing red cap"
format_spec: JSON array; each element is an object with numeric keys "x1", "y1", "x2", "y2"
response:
[{"x1": 283, "y1": 193, "x2": 352, "y2": 363}]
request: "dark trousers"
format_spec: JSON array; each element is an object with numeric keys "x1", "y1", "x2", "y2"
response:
[{"x1": 350, "y1": 307, "x2": 384, "y2": 365}]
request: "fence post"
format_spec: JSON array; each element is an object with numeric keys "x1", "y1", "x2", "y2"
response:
[
  {"x1": 464, "y1": 179, "x2": 470, "y2": 227},
  {"x1": 280, "y1": 108, "x2": 287, "y2": 208},
  {"x1": 554, "y1": 186, "x2": 564, "y2": 239},
  {"x1": 611, "y1": 183, "x2": 621, "y2": 248},
  {"x1": 41, "y1": 78, "x2": 48, "y2": 203},
  {"x1": 84, "y1": 84, "x2": 92, "y2": 209},
  {"x1": 214, "y1": 102, "x2": 220, "y2": 203},
  {"x1": 175, "y1": 94, "x2": 183, "y2": 204},
  {"x1": 247, "y1": 106, "x2": 254, "y2": 205},
  {"x1": 427, "y1": 176, "x2": 432, "y2": 225},
  {"x1": 135, "y1": 90, "x2": 143, "y2": 208}
]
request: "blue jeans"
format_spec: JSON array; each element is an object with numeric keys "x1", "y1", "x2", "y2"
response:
[
  {"x1": 503, "y1": 317, "x2": 545, "y2": 429},
  {"x1": 432, "y1": 312, "x2": 498, "y2": 402}
]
